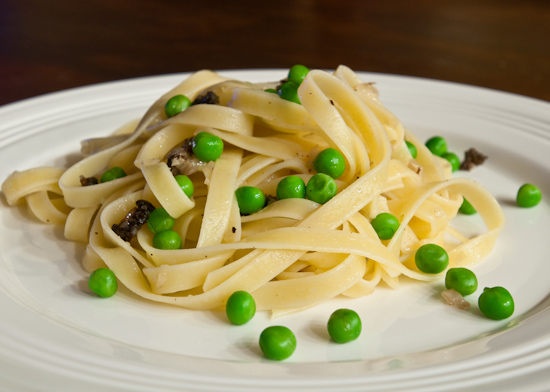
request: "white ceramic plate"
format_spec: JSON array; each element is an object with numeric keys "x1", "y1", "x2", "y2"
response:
[{"x1": 1, "y1": 70, "x2": 549, "y2": 392}]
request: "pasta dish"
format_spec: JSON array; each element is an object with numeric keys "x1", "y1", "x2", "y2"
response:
[{"x1": 1, "y1": 66, "x2": 505, "y2": 317}]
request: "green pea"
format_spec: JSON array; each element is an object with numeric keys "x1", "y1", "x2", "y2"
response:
[
  {"x1": 192, "y1": 131, "x2": 224, "y2": 162},
  {"x1": 516, "y1": 183, "x2": 542, "y2": 208},
  {"x1": 478, "y1": 286, "x2": 514, "y2": 320},
  {"x1": 306, "y1": 173, "x2": 337, "y2": 204},
  {"x1": 425, "y1": 136, "x2": 447, "y2": 157},
  {"x1": 459, "y1": 197, "x2": 477, "y2": 215},
  {"x1": 441, "y1": 152, "x2": 460, "y2": 172},
  {"x1": 445, "y1": 268, "x2": 478, "y2": 296},
  {"x1": 278, "y1": 81, "x2": 301, "y2": 104},
  {"x1": 236, "y1": 186, "x2": 266, "y2": 215},
  {"x1": 88, "y1": 268, "x2": 118, "y2": 298},
  {"x1": 225, "y1": 291, "x2": 256, "y2": 325},
  {"x1": 147, "y1": 207, "x2": 175, "y2": 234},
  {"x1": 276, "y1": 175, "x2": 306, "y2": 200},
  {"x1": 405, "y1": 141, "x2": 417, "y2": 159},
  {"x1": 371, "y1": 212, "x2": 400, "y2": 240},
  {"x1": 100, "y1": 166, "x2": 126, "y2": 183},
  {"x1": 327, "y1": 308, "x2": 362, "y2": 344},
  {"x1": 165, "y1": 94, "x2": 191, "y2": 118},
  {"x1": 152, "y1": 230, "x2": 182, "y2": 250},
  {"x1": 259, "y1": 326, "x2": 296, "y2": 360},
  {"x1": 313, "y1": 148, "x2": 346, "y2": 179},
  {"x1": 288, "y1": 64, "x2": 310, "y2": 85},
  {"x1": 174, "y1": 175, "x2": 194, "y2": 198},
  {"x1": 415, "y1": 243, "x2": 449, "y2": 274}
]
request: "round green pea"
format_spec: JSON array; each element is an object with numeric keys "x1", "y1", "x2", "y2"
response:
[
  {"x1": 445, "y1": 268, "x2": 478, "y2": 296},
  {"x1": 278, "y1": 81, "x2": 301, "y2": 104},
  {"x1": 415, "y1": 243, "x2": 449, "y2": 274},
  {"x1": 441, "y1": 152, "x2": 460, "y2": 172},
  {"x1": 259, "y1": 326, "x2": 296, "y2": 360},
  {"x1": 306, "y1": 173, "x2": 337, "y2": 204},
  {"x1": 459, "y1": 197, "x2": 477, "y2": 215},
  {"x1": 192, "y1": 131, "x2": 224, "y2": 162},
  {"x1": 165, "y1": 94, "x2": 191, "y2": 118},
  {"x1": 327, "y1": 308, "x2": 362, "y2": 344},
  {"x1": 516, "y1": 183, "x2": 542, "y2": 208},
  {"x1": 88, "y1": 268, "x2": 118, "y2": 298},
  {"x1": 313, "y1": 148, "x2": 346, "y2": 179},
  {"x1": 425, "y1": 136, "x2": 447, "y2": 157},
  {"x1": 405, "y1": 141, "x2": 417, "y2": 159},
  {"x1": 174, "y1": 175, "x2": 194, "y2": 198},
  {"x1": 147, "y1": 207, "x2": 175, "y2": 234},
  {"x1": 288, "y1": 64, "x2": 310, "y2": 85},
  {"x1": 152, "y1": 230, "x2": 182, "y2": 250},
  {"x1": 276, "y1": 176, "x2": 306, "y2": 200},
  {"x1": 371, "y1": 212, "x2": 400, "y2": 240},
  {"x1": 225, "y1": 291, "x2": 256, "y2": 325},
  {"x1": 478, "y1": 286, "x2": 514, "y2": 320},
  {"x1": 236, "y1": 186, "x2": 266, "y2": 215},
  {"x1": 100, "y1": 166, "x2": 126, "y2": 183}
]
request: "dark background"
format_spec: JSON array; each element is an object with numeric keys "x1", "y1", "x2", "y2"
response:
[{"x1": 1, "y1": 0, "x2": 549, "y2": 106}]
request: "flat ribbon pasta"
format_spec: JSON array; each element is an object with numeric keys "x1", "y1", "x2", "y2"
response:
[{"x1": 1, "y1": 66, "x2": 505, "y2": 317}]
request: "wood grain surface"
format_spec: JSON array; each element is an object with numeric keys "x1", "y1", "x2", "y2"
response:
[{"x1": 1, "y1": 0, "x2": 549, "y2": 105}]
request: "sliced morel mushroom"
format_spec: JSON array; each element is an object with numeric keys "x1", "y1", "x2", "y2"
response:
[
  {"x1": 264, "y1": 194, "x2": 278, "y2": 207},
  {"x1": 460, "y1": 148, "x2": 487, "y2": 171},
  {"x1": 112, "y1": 199, "x2": 155, "y2": 242},
  {"x1": 192, "y1": 91, "x2": 220, "y2": 105},
  {"x1": 166, "y1": 137, "x2": 204, "y2": 176},
  {"x1": 79, "y1": 175, "x2": 99, "y2": 186}
]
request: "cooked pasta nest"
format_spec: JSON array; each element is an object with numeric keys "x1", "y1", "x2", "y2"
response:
[{"x1": 1, "y1": 66, "x2": 504, "y2": 317}]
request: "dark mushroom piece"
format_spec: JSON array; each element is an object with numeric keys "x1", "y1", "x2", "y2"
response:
[
  {"x1": 460, "y1": 148, "x2": 487, "y2": 171},
  {"x1": 192, "y1": 91, "x2": 220, "y2": 105},
  {"x1": 79, "y1": 175, "x2": 99, "y2": 186},
  {"x1": 166, "y1": 137, "x2": 205, "y2": 176},
  {"x1": 112, "y1": 200, "x2": 155, "y2": 242}
]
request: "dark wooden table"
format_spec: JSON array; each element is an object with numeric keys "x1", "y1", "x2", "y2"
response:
[{"x1": 1, "y1": 0, "x2": 549, "y2": 106}]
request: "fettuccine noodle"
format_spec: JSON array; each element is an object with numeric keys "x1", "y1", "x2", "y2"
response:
[{"x1": 1, "y1": 66, "x2": 505, "y2": 315}]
